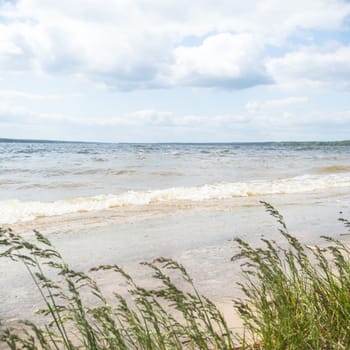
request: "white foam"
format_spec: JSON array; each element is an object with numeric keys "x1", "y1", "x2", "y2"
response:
[{"x1": 1, "y1": 173, "x2": 350, "y2": 224}]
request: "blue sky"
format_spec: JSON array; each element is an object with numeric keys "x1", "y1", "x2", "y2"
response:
[{"x1": 0, "y1": 0, "x2": 350, "y2": 142}]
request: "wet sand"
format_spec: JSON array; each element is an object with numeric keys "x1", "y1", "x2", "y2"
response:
[{"x1": 1, "y1": 190, "x2": 350, "y2": 327}]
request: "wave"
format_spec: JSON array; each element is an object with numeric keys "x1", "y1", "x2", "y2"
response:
[
  {"x1": 150, "y1": 171, "x2": 184, "y2": 176},
  {"x1": 1, "y1": 173, "x2": 350, "y2": 224},
  {"x1": 0, "y1": 179, "x2": 22, "y2": 185},
  {"x1": 315, "y1": 165, "x2": 350, "y2": 174},
  {"x1": 17, "y1": 182, "x2": 82, "y2": 190}
]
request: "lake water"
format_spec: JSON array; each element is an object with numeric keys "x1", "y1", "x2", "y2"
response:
[
  {"x1": 1, "y1": 141, "x2": 350, "y2": 224},
  {"x1": 1, "y1": 141, "x2": 350, "y2": 320}
]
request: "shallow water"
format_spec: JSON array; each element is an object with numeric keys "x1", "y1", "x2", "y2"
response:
[{"x1": 1, "y1": 141, "x2": 350, "y2": 320}]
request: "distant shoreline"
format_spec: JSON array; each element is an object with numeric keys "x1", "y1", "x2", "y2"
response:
[
  {"x1": 1, "y1": 137, "x2": 350, "y2": 145},
  {"x1": 0, "y1": 137, "x2": 96, "y2": 144}
]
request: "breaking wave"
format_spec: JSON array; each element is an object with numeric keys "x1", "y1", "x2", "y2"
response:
[
  {"x1": 316, "y1": 165, "x2": 350, "y2": 173},
  {"x1": 1, "y1": 173, "x2": 350, "y2": 224}
]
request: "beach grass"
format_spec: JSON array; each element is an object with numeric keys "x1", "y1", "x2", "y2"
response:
[
  {"x1": 0, "y1": 202, "x2": 350, "y2": 349},
  {"x1": 233, "y1": 202, "x2": 350, "y2": 349}
]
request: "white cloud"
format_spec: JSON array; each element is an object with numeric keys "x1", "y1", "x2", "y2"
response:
[
  {"x1": 2, "y1": 102, "x2": 350, "y2": 142},
  {"x1": 5, "y1": 101, "x2": 350, "y2": 131},
  {"x1": 0, "y1": 104, "x2": 72, "y2": 124},
  {"x1": 0, "y1": 0, "x2": 350, "y2": 90},
  {"x1": 0, "y1": 104, "x2": 249, "y2": 128},
  {"x1": 84, "y1": 110, "x2": 250, "y2": 128},
  {"x1": 167, "y1": 33, "x2": 269, "y2": 88},
  {"x1": 0, "y1": 89, "x2": 62, "y2": 100},
  {"x1": 245, "y1": 96, "x2": 309, "y2": 113},
  {"x1": 267, "y1": 44, "x2": 350, "y2": 88}
]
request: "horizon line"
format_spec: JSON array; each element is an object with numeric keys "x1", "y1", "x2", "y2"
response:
[{"x1": 1, "y1": 137, "x2": 350, "y2": 145}]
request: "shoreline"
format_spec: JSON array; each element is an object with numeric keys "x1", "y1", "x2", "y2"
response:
[
  {"x1": 4, "y1": 186, "x2": 350, "y2": 236},
  {"x1": 1, "y1": 192, "x2": 349, "y2": 320},
  {"x1": 1, "y1": 196, "x2": 350, "y2": 348}
]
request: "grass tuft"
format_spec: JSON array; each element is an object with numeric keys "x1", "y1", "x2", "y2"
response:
[
  {"x1": 233, "y1": 201, "x2": 350, "y2": 349},
  {"x1": 1, "y1": 204, "x2": 350, "y2": 349},
  {"x1": 0, "y1": 227, "x2": 238, "y2": 349}
]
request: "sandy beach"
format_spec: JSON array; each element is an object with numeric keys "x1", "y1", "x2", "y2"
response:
[{"x1": 1, "y1": 189, "x2": 350, "y2": 326}]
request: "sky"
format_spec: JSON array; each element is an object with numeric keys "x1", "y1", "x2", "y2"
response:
[{"x1": 0, "y1": 0, "x2": 350, "y2": 142}]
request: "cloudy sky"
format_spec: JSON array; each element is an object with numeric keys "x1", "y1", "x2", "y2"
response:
[{"x1": 0, "y1": 0, "x2": 350, "y2": 142}]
